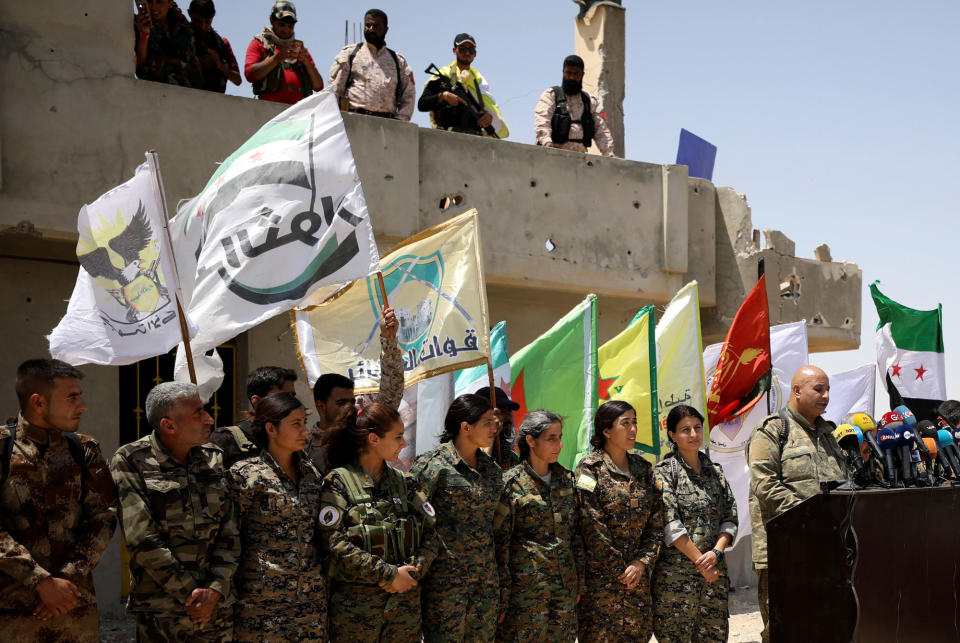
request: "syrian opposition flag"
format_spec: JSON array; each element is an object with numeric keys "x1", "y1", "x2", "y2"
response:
[
  {"x1": 706, "y1": 273, "x2": 772, "y2": 428},
  {"x1": 171, "y1": 89, "x2": 380, "y2": 355},
  {"x1": 871, "y1": 281, "x2": 946, "y2": 420},
  {"x1": 455, "y1": 320, "x2": 511, "y2": 395},
  {"x1": 510, "y1": 295, "x2": 598, "y2": 470}
]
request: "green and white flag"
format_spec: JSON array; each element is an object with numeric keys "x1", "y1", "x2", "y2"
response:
[
  {"x1": 171, "y1": 89, "x2": 380, "y2": 354},
  {"x1": 871, "y1": 281, "x2": 946, "y2": 419}
]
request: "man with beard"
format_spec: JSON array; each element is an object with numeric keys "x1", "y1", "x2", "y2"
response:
[
  {"x1": 417, "y1": 33, "x2": 509, "y2": 138},
  {"x1": 244, "y1": 0, "x2": 323, "y2": 105},
  {"x1": 534, "y1": 54, "x2": 615, "y2": 157},
  {"x1": 305, "y1": 306, "x2": 404, "y2": 475},
  {"x1": 111, "y1": 382, "x2": 239, "y2": 641},
  {"x1": 329, "y1": 9, "x2": 416, "y2": 121}
]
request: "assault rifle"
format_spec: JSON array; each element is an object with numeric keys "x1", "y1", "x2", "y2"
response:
[{"x1": 424, "y1": 63, "x2": 498, "y2": 138}]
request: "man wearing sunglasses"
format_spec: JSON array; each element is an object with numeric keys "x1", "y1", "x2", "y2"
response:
[
  {"x1": 245, "y1": 0, "x2": 323, "y2": 105},
  {"x1": 417, "y1": 34, "x2": 509, "y2": 138}
]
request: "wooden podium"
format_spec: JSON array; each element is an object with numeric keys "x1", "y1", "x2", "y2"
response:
[{"x1": 767, "y1": 486, "x2": 960, "y2": 642}]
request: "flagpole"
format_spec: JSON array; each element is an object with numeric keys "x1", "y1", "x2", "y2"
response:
[
  {"x1": 146, "y1": 150, "x2": 197, "y2": 385},
  {"x1": 376, "y1": 272, "x2": 390, "y2": 307},
  {"x1": 487, "y1": 358, "x2": 502, "y2": 465},
  {"x1": 759, "y1": 258, "x2": 771, "y2": 416}
]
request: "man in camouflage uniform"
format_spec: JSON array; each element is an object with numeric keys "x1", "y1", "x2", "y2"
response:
[
  {"x1": 111, "y1": 381, "x2": 240, "y2": 641},
  {"x1": 307, "y1": 306, "x2": 404, "y2": 474},
  {"x1": 492, "y1": 436, "x2": 582, "y2": 640},
  {"x1": 0, "y1": 359, "x2": 117, "y2": 642},
  {"x1": 477, "y1": 386, "x2": 521, "y2": 470},
  {"x1": 318, "y1": 459, "x2": 439, "y2": 641},
  {"x1": 411, "y1": 439, "x2": 504, "y2": 641},
  {"x1": 209, "y1": 365, "x2": 297, "y2": 469},
  {"x1": 651, "y1": 449, "x2": 738, "y2": 642},
  {"x1": 748, "y1": 365, "x2": 846, "y2": 643}
]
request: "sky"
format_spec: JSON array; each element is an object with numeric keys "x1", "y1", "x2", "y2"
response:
[{"x1": 210, "y1": 0, "x2": 960, "y2": 409}]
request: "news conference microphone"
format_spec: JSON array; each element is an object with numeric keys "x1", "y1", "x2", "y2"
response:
[
  {"x1": 920, "y1": 420, "x2": 951, "y2": 479},
  {"x1": 934, "y1": 416, "x2": 960, "y2": 446},
  {"x1": 894, "y1": 405, "x2": 917, "y2": 428},
  {"x1": 893, "y1": 426, "x2": 917, "y2": 485},
  {"x1": 879, "y1": 411, "x2": 904, "y2": 430},
  {"x1": 935, "y1": 429, "x2": 960, "y2": 479},
  {"x1": 877, "y1": 427, "x2": 902, "y2": 487},
  {"x1": 833, "y1": 423, "x2": 865, "y2": 473},
  {"x1": 848, "y1": 413, "x2": 884, "y2": 462}
]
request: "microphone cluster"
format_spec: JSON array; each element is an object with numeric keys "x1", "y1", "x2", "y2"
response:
[{"x1": 840, "y1": 405, "x2": 960, "y2": 488}]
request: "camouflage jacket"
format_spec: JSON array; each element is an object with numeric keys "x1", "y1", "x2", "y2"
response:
[
  {"x1": 574, "y1": 450, "x2": 664, "y2": 583},
  {"x1": 747, "y1": 406, "x2": 846, "y2": 568},
  {"x1": 493, "y1": 461, "x2": 583, "y2": 608},
  {"x1": 411, "y1": 441, "x2": 504, "y2": 582},
  {"x1": 305, "y1": 336, "x2": 405, "y2": 476},
  {"x1": 653, "y1": 451, "x2": 738, "y2": 573},
  {"x1": 318, "y1": 461, "x2": 438, "y2": 584},
  {"x1": 111, "y1": 432, "x2": 239, "y2": 612},
  {"x1": 135, "y1": 10, "x2": 203, "y2": 87},
  {"x1": 227, "y1": 451, "x2": 325, "y2": 603},
  {"x1": 0, "y1": 415, "x2": 117, "y2": 612},
  {"x1": 209, "y1": 419, "x2": 259, "y2": 471}
]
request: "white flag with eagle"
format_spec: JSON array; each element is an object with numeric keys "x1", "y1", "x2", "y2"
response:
[
  {"x1": 171, "y1": 89, "x2": 380, "y2": 354},
  {"x1": 48, "y1": 156, "x2": 195, "y2": 365}
]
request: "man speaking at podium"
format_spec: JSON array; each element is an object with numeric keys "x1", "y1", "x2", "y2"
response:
[{"x1": 747, "y1": 366, "x2": 847, "y2": 643}]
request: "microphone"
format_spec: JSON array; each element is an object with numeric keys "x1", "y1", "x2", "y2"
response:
[
  {"x1": 878, "y1": 411, "x2": 904, "y2": 430},
  {"x1": 893, "y1": 425, "x2": 917, "y2": 485},
  {"x1": 833, "y1": 423, "x2": 865, "y2": 473},
  {"x1": 893, "y1": 405, "x2": 917, "y2": 429},
  {"x1": 877, "y1": 427, "x2": 902, "y2": 487},
  {"x1": 920, "y1": 420, "x2": 952, "y2": 479},
  {"x1": 934, "y1": 416, "x2": 960, "y2": 446},
  {"x1": 848, "y1": 413, "x2": 884, "y2": 462},
  {"x1": 935, "y1": 429, "x2": 960, "y2": 479}
]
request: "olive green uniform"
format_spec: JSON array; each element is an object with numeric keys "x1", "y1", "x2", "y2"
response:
[
  {"x1": 318, "y1": 462, "x2": 438, "y2": 642},
  {"x1": 493, "y1": 460, "x2": 582, "y2": 642},
  {"x1": 748, "y1": 406, "x2": 846, "y2": 643},
  {"x1": 411, "y1": 441, "x2": 504, "y2": 642},
  {"x1": 574, "y1": 450, "x2": 663, "y2": 643},
  {"x1": 651, "y1": 451, "x2": 738, "y2": 643},
  {"x1": 227, "y1": 452, "x2": 326, "y2": 641}
]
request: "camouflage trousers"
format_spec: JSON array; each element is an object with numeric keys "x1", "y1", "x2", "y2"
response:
[
  {"x1": 651, "y1": 560, "x2": 729, "y2": 643},
  {"x1": 328, "y1": 581, "x2": 420, "y2": 642},
  {"x1": 757, "y1": 566, "x2": 769, "y2": 643},
  {"x1": 496, "y1": 581, "x2": 576, "y2": 642},
  {"x1": 234, "y1": 598, "x2": 327, "y2": 642},
  {"x1": 134, "y1": 608, "x2": 233, "y2": 642},
  {"x1": 421, "y1": 572, "x2": 498, "y2": 642},
  {"x1": 577, "y1": 577, "x2": 653, "y2": 643},
  {"x1": 0, "y1": 603, "x2": 98, "y2": 642}
]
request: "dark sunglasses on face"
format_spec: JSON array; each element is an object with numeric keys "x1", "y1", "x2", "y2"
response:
[
  {"x1": 457, "y1": 45, "x2": 476, "y2": 54},
  {"x1": 279, "y1": 17, "x2": 296, "y2": 26}
]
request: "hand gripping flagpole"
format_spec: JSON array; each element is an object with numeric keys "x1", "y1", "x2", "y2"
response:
[{"x1": 146, "y1": 151, "x2": 197, "y2": 384}]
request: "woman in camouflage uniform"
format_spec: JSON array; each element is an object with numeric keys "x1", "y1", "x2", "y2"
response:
[
  {"x1": 575, "y1": 400, "x2": 664, "y2": 643},
  {"x1": 493, "y1": 410, "x2": 582, "y2": 642},
  {"x1": 651, "y1": 404, "x2": 737, "y2": 643},
  {"x1": 411, "y1": 394, "x2": 504, "y2": 642},
  {"x1": 318, "y1": 402, "x2": 438, "y2": 642},
  {"x1": 226, "y1": 393, "x2": 326, "y2": 642}
]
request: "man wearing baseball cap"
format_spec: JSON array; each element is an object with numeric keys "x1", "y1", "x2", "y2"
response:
[
  {"x1": 244, "y1": 0, "x2": 324, "y2": 104},
  {"x1": 477, "y1": 385, "x2": 521, "y2": 469},
  {"x1": 417, "y1": 33, "x2": 509, "y2": 138}
]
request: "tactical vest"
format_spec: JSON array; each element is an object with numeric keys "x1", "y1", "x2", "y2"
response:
[
  {"x1": 328, "y1": 464, "x2": 426, "y2": 579},
  {"x1": 251, "y1": 33, "x2": 313, "y2": 98},
  {"x1": 550, "y1": 86, "x2": 595, "y2": 147}
]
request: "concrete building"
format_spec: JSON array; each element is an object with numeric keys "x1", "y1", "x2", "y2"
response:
[{"x1": 0, "y1": 2, "x2": 859, "y2": 615}]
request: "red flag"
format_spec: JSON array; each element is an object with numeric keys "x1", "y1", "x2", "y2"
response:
[{"x1": 707, "y1": 275, "x2": 772, "y2": 427}]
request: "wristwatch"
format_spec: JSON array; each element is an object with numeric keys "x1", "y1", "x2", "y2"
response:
[{"x1": 710, "y1": 548, "x2": 724, "y2": 563}]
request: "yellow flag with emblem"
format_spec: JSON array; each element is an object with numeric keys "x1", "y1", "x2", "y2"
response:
[
  {"x1": 598, "y1": 306, "x2": 658, "y2": 462},
  {"x1": 294, "y1": 210, "x2": 490, "y2": 393}
]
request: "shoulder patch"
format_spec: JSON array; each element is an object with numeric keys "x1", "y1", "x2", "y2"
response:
[
  {"x1": 422, "y1": 501, "x2": 436, "y2": 517},
  {"x1": 576, "y1": 473, "x2": 597, "y2": 492},
  {"x1": 655, "y1": 479, "x2": 663, "y2": 491},
  {"x1": 319, "y1": 505, "x2": 341, "y2": 527}
]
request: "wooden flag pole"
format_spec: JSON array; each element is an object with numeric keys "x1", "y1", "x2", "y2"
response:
[
  {"x1": 487, "y1": 358, "x2": 502, "y2": 464},
  {"x1": 147, "y1": 150, "x2": 196, "y2": 384},
  {"x1": 759, "y1": 258, "x2": 771, "y2": 415},
  {"x1": 376, "y1": 272, "x2": 389, "y2": 308}
]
